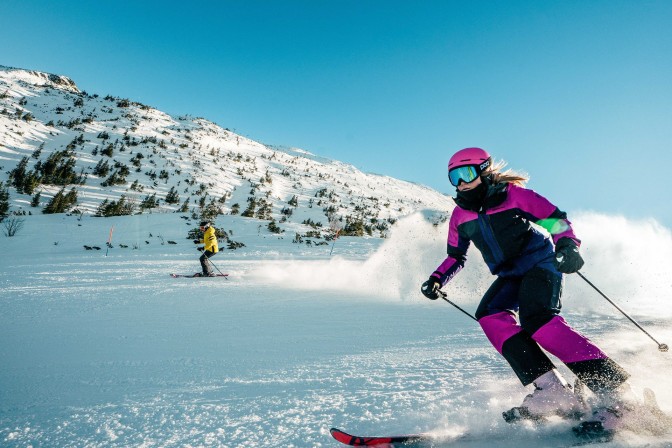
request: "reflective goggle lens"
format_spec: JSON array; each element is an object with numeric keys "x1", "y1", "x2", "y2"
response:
[{"x1": 448, "y1": 165, "x2": 479, "y2": 186}]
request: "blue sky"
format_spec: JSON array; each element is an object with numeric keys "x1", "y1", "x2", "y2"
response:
[{"x1": 2, "y1": 0, "x2": 671, "y2": 226}]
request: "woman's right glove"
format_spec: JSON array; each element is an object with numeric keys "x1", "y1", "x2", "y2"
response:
[
  {"x1": 421, "y1": 277, "x2": 442, "y2": 300},
  {"x1": 554, "y1": 238, "x2": 584, "y2": 274}
]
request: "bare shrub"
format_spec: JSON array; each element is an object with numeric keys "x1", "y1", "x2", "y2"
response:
[{"x1": 2, "y1": 217, "x2": 25, "y2": 237}]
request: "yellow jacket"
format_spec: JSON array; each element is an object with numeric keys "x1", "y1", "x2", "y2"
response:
[{"x1": 200, "y1": 226, "x2": 219, "y2": 253}]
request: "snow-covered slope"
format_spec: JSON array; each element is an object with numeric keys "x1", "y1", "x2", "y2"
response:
[
  {"x1": 0, "y1": 65, "x2": 454, "y2": 243},
  {"x1": 4, "y1": 65, "x2": 670, "y2": 448},
  {"x1": 2, "y1": 209, "x2": 671, "y2": 447}
]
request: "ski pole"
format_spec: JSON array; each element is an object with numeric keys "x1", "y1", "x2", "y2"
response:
[
  {"x1": 205, "y1": 254, "x2": 227, "y2": 278},
  {"x1": 438, "y1": 290, "x2": 478, "y2": 322},
  {"x1": 329, "y1": 229, "x2": 340, "y2": 256},
  {"x1": 576, "y1": 271, "x2": 668, "y2": 352}
]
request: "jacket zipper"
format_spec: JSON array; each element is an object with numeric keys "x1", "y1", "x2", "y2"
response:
[{"x1": 477, "y1": 212, "x2": 505, "y2": 265}]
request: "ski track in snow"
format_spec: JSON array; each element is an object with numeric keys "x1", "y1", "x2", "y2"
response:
[{"x1": 1, "y1": 214, "x2": 672, "y2": 447}]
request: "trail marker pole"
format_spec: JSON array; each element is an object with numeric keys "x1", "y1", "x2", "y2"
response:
[{"x1": 105, "y1": 226, "x2": 114, "y2": 257}]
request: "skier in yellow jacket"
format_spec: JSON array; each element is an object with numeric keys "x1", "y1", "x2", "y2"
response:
[{"x1": 193, "y1": 221, "x2": 219, "y2": 277}]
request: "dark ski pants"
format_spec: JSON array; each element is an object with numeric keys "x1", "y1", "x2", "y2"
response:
[
  {"x1": 475, "y1": 266, "x2": 628, "y2": 392},
  {"x1": 200, "y1": 250, "x2": 216, "y2": 276}
]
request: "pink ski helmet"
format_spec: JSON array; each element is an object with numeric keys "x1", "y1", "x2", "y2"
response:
[{"x1": 447, "y1": 147, "x2": 492, "y2": 187}]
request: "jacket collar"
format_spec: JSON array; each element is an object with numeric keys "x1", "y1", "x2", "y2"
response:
[{"x1": 453, "y1": 177, "x2": 508, "y2": 212}]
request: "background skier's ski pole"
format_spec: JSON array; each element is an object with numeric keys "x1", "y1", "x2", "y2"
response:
[
  {"x1": 206, "y1": 255, "x2": 227, "y2": 278},
  {"x1": 438, "y1": 290, "x2": 477, "y2": 321},
  {"x1": 576, "y1": 271, "x2": 668, "y2": 352},
  {"x1": 329, "y1": 229, "x2": 340, "y2": 256}
]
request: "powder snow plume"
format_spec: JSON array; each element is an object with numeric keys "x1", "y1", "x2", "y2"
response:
[
  {"x1": 249, "y1": 211, "x2": 452, "y2": 300},
  {"x1": 567, "y1": 212, "x2": 672, "y2": 317},
  {"x1": 252, "y1": 211, "x2": 671, "y2": 310}
]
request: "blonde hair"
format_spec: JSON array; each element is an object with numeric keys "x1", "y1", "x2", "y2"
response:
[{"x1": 484, "y1": 159, "x2": 529, "y2": 187}]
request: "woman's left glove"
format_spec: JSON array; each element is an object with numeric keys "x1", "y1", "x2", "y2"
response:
[
  {"x1": 554, "y1": 238, "x2": 584, "y2": 273},
  {"x1": 421, "y1": 277, "x2": 442, "y2": 300}
]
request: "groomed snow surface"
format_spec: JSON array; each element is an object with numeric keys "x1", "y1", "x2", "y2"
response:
[{"x1": 1, "y1": 212, "x2": 671, "y2": 447}]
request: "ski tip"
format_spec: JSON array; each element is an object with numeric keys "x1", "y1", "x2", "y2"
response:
[
  {"x1": 330, "y1": 428, "x2": 350, "y2": 443},
  {"x1": 330, "y1": 427, "x2": 370, "y2": 446},
  {"x1": 330, "y1": 427, "x2": 427, "y2": 446}
]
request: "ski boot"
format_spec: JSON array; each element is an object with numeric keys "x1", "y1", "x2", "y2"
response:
[
  {"x1": 503, "y1": 369, "x2": 586, "y2": 423},
  {"x1": 573, "y1": 383, "x2": 636, "y2": 440},
  {"x1": 574, "y1": 386, "x2": 672, "y2": 440}
]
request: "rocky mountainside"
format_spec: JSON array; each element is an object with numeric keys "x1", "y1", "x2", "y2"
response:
[{"x1": 0, "y1": 65, "x2": 453, "y2": 239}]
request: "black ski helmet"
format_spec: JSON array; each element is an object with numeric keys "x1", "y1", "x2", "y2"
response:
[{"x1": 200, "y1": 221, "x2": 210, "y2": 228}]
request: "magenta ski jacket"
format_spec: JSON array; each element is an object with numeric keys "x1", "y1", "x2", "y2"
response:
[{"x1": 431, "y1": 183, "x2": 579, "y2": 284}]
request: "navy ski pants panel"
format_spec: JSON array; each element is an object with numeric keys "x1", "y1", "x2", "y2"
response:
[{"x1": 475, "y1": 266, "x2": 562, "y2": 335}]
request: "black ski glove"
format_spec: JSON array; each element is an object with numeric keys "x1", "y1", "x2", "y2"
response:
[
  {"x1": 421, "y1": 277, "x2": 442, "y2": 300},
  {"x1": 193, "y1": 239, "x2": 200, "y2": 244},
  {"x1": 197, "y1": 246, "x2": 204, "y2": 252},
  {"x1": 554, "y1": 238, "x2": 584, "y2": 274}
]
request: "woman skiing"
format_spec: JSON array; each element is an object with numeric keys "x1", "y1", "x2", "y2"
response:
[{"x1": 421, "y1": 147, "x2": 631, "y2": 432}]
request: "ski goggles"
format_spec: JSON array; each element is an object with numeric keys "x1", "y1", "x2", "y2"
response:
[{"x1": 448, "y1": 165, "x2": 480, "y2": 186}]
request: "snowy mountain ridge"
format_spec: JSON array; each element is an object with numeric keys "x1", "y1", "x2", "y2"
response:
[{"x1": 0, "y1": 65, "x2": 454, "y2": 240}]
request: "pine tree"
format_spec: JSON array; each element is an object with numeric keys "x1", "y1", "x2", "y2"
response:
[
  {"x1": 241, "y1": 197, "x2": 256, "y2": 217},
  {"x1": 0, "y1": 181, "x2": 10, "y2": 218},
  {"x1": 255, "y1": 198, "x2": 272, "y2": 220},
  {"x1": 22, "y1": 171, "x2": 41, "y2": 195},
  {"x1": 31, "y1": 191, "x2": 41, "y2": 207},
  {"x1": 32, "y1": 143, "x2": 44, "y2": 159},
  {"x1": 178, "y1": 198, "x2": 190, "y2": 213},
  {"x1": 101, "y1": 144, "x2": 114, "y2": 157},
  {"x1": 165, "y1": 186, "x2": 180, "y2": 204},
  {"x1": 201, "y1": 200, "x2": 222, "y2": 222},
  {"x1": 38, "y1": 149, "x2": 79, "y2": 185},
  {"x1": 140, "y1": 193, "x2": 159, "y2": 211},
  {"x1": 267, "y1": 219, "x2": 283, "y2": 234},
  {"x1": 96, "y1": 195, "x2": 135, "y2": 216},
  {"x1": 93, "y1": 159, "x2": 111, "y2": 177},
  {"x1": 43, "y1": 187, "x2": 78, "y2": 214},
  {"x1": 9, "y1": 157, "x2": 29, "y2": 193}
]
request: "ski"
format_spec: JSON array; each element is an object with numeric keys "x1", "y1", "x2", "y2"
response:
[
  {"x1": 330, "y1": 427, "x2": 430, "y2": 447},
  {"x1": 571, "y1": 423, "x2": 614, "y2": 445},
  {"x1": 331, "y1": 425, "x2": 612, "y2": 447},
  {"x1": 501, "y1": 408, "x2": 614, "y2": 446},
  {"x1": 332, "y1": 388, "x2": 669, "y2": 447},
  {"x1": 170, "y1": 273, "x2": 229, "y2": 278}
]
